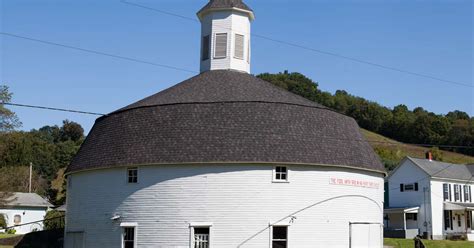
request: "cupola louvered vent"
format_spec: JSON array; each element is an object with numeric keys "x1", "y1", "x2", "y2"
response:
[
  {"x1": 214, "y1": 33, "x2": 228, "y2": 58},
  {"x1": 234, "y1": 34, "x2": 244, "y2": 60}
]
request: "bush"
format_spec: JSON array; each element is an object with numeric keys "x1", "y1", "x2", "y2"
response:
[
  {"x1": 0, "y1": 214, "x2": 6, "y2": 229},
  {"x1": 44, "y1": 210, "x2": 64, "y2": 230},
  {"x1": 6, "y1": 228, "x2": 16, "y2": 234}
]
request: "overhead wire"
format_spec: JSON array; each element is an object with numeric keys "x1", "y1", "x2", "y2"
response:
[{"x1": 119, "y1": 0, "x2": 473, "y2": 88}]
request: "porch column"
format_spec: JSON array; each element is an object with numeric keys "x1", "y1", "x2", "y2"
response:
[{"x1": 403, "y1": 212, "x2": 407, "y2": 230}]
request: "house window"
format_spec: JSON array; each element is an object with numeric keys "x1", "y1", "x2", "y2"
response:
[
  {"x1": 13, "y1": 215, "x2": 21, "y2": 225},
  {"x1": 444, "y1": 210, "x2": 452, "y2": 230},
  {"x1": 406, "y1": 213, "x2": 417, "y2": 221},
  {"x1": 272, "y1": 226, "x2": 288, "y2": 248},
  {"x1": 443, "y1": 184, "x2": 449, "y2": 201},
  {"x1": 123, "y1": 227, "x2": 135, "y2": 248},
  {"x1": 193, "y1": 227, "x2": 210, "y2": 248},
  {"x1": 127, "y1": 167, "x2": 138, "y2": 183},
  {"x1": 454, "y1": 185, "x2": 460, "y2": 201},
  {"x1": 467, "y1": 211, "x2": 472, "y2": 229},
  {"x1": 202, "y1": 35, "x2": 210, "y2": 61},
  {"x1": 400, "y1": 183, "x2": 418, "y2": 192},
  {"x1": 274, "y1": 166, "x2": 288, "y2": 182},
  {"x1": 214, "y1": 33, "x2": 227, "y2": 58},
  {"x1": 234, "y1": 34, "x2": 244, "y2": 59},
  {"x1": 464, "y1": 185, "x2": 471, "y2": 202}
]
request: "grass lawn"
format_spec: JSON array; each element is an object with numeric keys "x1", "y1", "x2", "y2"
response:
[
  {"x1": 384, "y1": 238, "x2": 474, "y2": 248},
  {"x1": 0, "y1": 234, "x2": 16, "y2": 239}
]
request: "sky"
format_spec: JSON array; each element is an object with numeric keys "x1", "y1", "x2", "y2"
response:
[{"x1": 1, "y1": 0, "x2": 473, "y2": 133}]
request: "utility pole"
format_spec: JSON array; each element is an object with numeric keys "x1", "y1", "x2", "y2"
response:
[{"x1": 29, "y1": 162, "x2": 32, "y2": 193}]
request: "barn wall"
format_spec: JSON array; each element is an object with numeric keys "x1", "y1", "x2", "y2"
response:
[{"x1": 65, "y1": 164, "x2": 383, "y2": 248}]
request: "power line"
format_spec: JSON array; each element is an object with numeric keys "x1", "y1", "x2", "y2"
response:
[
  {"x1": 2, "y1": 102, "x2": 105, "y2": 116},
  {"x1": 4, "y1": 101, "x2": 474, "y2": 150},
  {"x1": 120, "y1": 0, "x2": 473, "y2": 88},
  {"x1": 0, "y1": 32, "x2": 198, "y2": 74}
]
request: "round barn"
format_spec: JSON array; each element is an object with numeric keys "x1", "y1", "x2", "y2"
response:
[{"x1": 64, "y1": 1, "x2": 385, "y2": 247}]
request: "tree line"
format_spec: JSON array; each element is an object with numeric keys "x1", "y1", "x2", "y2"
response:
[
  {"x1": 257, "y1": 71, "x2": 474, "y2": 156},
  {"x1": 0, "y1": 85, "x2": 83, "y2": 205}
]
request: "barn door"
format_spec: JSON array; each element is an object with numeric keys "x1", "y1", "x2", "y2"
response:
[
  {"x1": 65, "y1": 231, "x2": 84, "y2": 248},
  {"x1": 349, "y1": 222, "x2": 382, "y2": 248}
]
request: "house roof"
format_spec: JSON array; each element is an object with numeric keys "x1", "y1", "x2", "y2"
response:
[
  {"x1": 408, "y1": 157, "x2": 474, "y2": 181},
  {"x1": 67, "y1": 70, "x2": 384, "y2": 174},
  {"x1": 1, "y1": 192, "x2": 53, "y2": 208}
]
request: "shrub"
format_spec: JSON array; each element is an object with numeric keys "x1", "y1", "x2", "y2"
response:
[
  {"x1": 0, "y1": 214, "x2": 6, "y2": 229},
  {"x1": 44, "y1": 210, "x2": 65, "y2": 230},
  {"x1": 6, "y1": 228, "x2": 16, "y2": 234}
]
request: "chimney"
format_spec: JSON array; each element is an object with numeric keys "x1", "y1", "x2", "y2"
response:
[{"x1": 426, "y1": 151, "x2": 433, "y2": 161}]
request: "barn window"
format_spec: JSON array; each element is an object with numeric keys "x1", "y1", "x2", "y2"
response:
[
  {"x1": 190, "y1": 223, "x2": 212, "y2": 248},
  {"x1": 123, "y1": 227, "x2": 136, "y2": 248},
  {"x1": 214, "y1": 33, "x2": 227, "y2": 58},
  {"x1": 202, "y1": 35, "x2": 210, "y2": 61},
  {"x1": 127, "y1": 167, "x2": 138, "y2": 183},
  {"x1": 272, "y1": 226, "x2": 288, "y2": 248},
  {"x1": 13, "y1": 215, "x2": 21, "y2": 225},
  {"x1": 193, "y1": 227, "x2": 210, "y2": 248},
  {"x1": 274, "y1": 166, "x2": 288, "y2": 182},
  {"x1": 234, "y1": 34, "x2": 244, "y2": 59}
]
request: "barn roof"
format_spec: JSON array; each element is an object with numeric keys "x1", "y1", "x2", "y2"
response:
[
  {"x1": 67, "y1": 70, "x2": 384, "y2": 174},
  {"x1": 1, "y1": 192, "x2": 52, "y2": 208}
]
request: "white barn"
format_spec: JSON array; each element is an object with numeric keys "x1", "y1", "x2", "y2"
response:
[
  {"x1": 0, "y1": 192, "x2": 52, "y2": 234},
  {"x1": 384, "y1": 154, "x2": 474, "y2": 241},
  {"x1": 64, "y1": 0, "x2": 386, "y2": 247}
]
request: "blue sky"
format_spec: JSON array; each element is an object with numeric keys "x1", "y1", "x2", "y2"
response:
[{"x1": 1, "y1": 0, "x2": 473, "y2": 133}]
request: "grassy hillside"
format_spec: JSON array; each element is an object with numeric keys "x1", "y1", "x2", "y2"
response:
[{"x1": 361, "y1": 129, "x2": 474, "y2": 171}]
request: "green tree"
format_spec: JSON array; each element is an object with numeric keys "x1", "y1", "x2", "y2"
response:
[
  {"x1": 0, "y1": 85, "x2": 21, "y2": 132},
  {"x1": 44, "y1": 210, "x2": 65, "y2": 230}
]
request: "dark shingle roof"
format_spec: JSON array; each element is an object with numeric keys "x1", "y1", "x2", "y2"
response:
[
  {"x1": 409, "y1": 157, "x2": 474, "y2": 181},
  {"x1": 198, "y1": 0, "x2": 253, "y2": 15},
  {"x1": 67, "y1": 70, "x2": 384, "y2": 174}
]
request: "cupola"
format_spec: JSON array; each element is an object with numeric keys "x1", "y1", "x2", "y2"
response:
[{"x1": 197, "y1": 0, "x2": 254, "y2": 73}]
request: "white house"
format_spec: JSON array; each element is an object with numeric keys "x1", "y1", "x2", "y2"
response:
[
  {"x1": 64, "y1": 0, "x2": 386, "y2": 247},
  {"x1": 384, "y1": 154, "x2": 474, "y2": 241},
  {"x1": 0, "y1": 192, "x2": 53, "y2": 234}
]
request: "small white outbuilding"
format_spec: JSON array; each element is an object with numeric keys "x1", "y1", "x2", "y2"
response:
[
  {"x1": 64, "y1": 0, "x2": 386, "y2": 247},
  {"x1": 0, "y1": 192, "x2": 52, "y2": 234}
]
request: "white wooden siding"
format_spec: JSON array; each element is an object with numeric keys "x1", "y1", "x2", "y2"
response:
[
  {"x1": 65, "y1": 164, "x2": 383, "y2": 247},
  {"x1": 387, "y1": 159, "x2": 474, "y2": 240},
  {"x1": 387, "y1": 159, "x2": 431, "y2": 234},
  {"x1": 199, "y1": 10, "x2": 251, "y2": 73},
  {"x1": 0, "y1": 207, "x2": 48, "y2": 234}
]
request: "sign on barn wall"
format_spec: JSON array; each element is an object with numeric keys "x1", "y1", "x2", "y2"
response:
[{"x1": 330, "y1": 177, "x2": 380, "y2": 189}]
